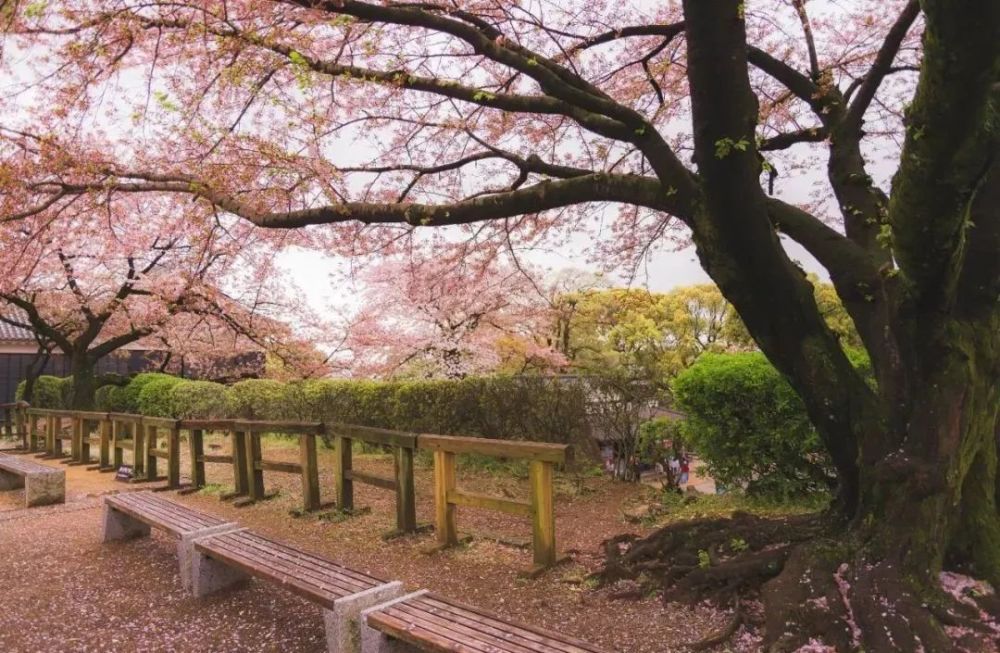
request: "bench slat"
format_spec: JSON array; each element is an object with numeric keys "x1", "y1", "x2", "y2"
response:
[
  {"x1": 415, "y1": 595, "x2": 606, "y2": 653},
  {"x1": 106, "y1": 492, "x2": 227, "y2": 536},
  {"x1": 0, "y1": 455, "x2": 61, "y2": 476},
  {"x1": 106, "y1": 500, "x2": 209, "y2": 536},
  {"x1": 366, "y1": 593, "x2": 610, "y2": 653},
  {"x1": 121, "y1": 494, "x2": 224, "y2": 530},
  {"x1": 204, "y1": 533, "x2": 375, "y2": 597},
  {"x1": 387, "y1": 603, "x2": 546, "y2": 653},
  {"x1": 223, "y1": 531, "x2": 385, "y2": 590},
  {"x1": 368, "y1": 611, "x2": 480, "y2": 653},
  {"x1": 366, "y1": 611, "x2": 482, "y2": 653},
  {"x1": 195, "y1": 530, "x2": 385, "y2": 609},
  {"x1": 201, "y1": 538, "x2": 356, "y2": 609}
]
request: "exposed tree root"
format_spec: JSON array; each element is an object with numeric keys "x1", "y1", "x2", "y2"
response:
[
  {"x1": 687, "y1": 598, "x2": 743, "y2": 651},
  {"x1": 595, "y1": 513, "x2": 1000, "y2": 653}
]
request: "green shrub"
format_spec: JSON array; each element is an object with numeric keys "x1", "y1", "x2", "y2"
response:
[
  {"x1": 638, "y1": 417, "x2": 685, "y2": 465},
  {"x1": 169, "y1": 381, "x2": 229, "y2": 419},
  {"x1": 95, "y1": 385, "x2": 118, "y2": 411},
  {"x1": 136, "y1": 375, "x2": 185, "y2": 417},
  {"x1": 57, "y1": 376, "x2": 75, "y2": 408},
  {"x1": 21, "y1": 375, "x2": 66, "y2": 409},
  {"x1": 118, "y1": 373, "x2": 178, "y2": 413},
  {"x1": 226, "y1": 379, "x2": 290, "y2": 420},
  {"x1": 673, "y1": 352, "x2": 836, "y2": 499}
]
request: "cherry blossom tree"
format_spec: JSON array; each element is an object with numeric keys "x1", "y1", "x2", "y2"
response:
[
  {"x1": 1, "y1": 1, "x2": 998, "y2": 649},
  {"x1": 0, "y1": 187, "x2": 310, "y2": 408},
  {"x1": 346, "y1": 253, "x2": 562, "y2": 378}
]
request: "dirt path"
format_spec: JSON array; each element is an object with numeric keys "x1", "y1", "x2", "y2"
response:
[{"x1": 0, "y1": 441, "x2": 732, "y2": 652}]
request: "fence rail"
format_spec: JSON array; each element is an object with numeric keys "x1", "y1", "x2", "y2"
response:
[{"x1": 11, "y1": 403, "x2": 573, "y2": 573}]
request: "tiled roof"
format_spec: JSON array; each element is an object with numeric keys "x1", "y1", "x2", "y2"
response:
[{"x1": 0, "y1": 309, "x2": 35, "y2": 343}]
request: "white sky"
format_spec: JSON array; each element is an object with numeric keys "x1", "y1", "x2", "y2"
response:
[{"x1": 278, "y1": 236, "x2": 828, "y2": 316}]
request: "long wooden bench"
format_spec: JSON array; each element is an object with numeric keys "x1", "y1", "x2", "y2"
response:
[
  {"x1": 0, "y1": 453, "x2": 65, "y2": 508},
  {"x1": 192, "y1": 529, "x2": 402, "y2": 653},
  {"x1": 361, "y1": 591, "x2": 610, "y2": 653},
  {"x1": 102, "y1": 491, "x2": 240, "y2": 590}
]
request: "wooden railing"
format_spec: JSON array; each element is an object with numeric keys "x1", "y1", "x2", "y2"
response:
[
  {"x1": 0, "y1": 402, "x2": 29, "y2": 446},
  {"x1": 17, "y1": 405, "x2": 574, "y2": 573},
  {"x1": 328, "y1": 422, "x2": 419, "y2": 538},
  {"x1": 420, "y1": 434, "x2": 571, "y2": 576}
]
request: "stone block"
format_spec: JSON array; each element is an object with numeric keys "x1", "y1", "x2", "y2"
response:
[
  {"x1": 0, "y1": 469, "x2": 25, "y2": 491},
  {"x1": 24, "y1": 470, "x2": 65, "y2": 507},
  {"x1": 178, "y1": 523, "x2": 241, "y2": 592},
  {"x1": 190, "y1": 531, "x2": 251, "y2": 598},
  {"x1": 324, "y1": 581, "x2": 404, "y2": 653},
  {"x1": 101, "y1": 503, "x2": 152, "y2": 542}
]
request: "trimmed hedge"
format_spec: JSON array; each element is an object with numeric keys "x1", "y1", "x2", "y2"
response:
[
  {"x1": 136, "y1": 375, "x2": 186, "y2": 417},
  {"x1": 117, "y1": 373, "x2": 178, "y2": 413},
  {"x1": 90, "y1": 373, "x2": 591, "y2": 448},
  {"x1": 168, "y1": 381, "x2": 229, "y2": 419},
  {"x1": 226, "y1": 379, "x2": 290, "y2": 420},
  {"x1": 15, "y1": 376, "x2": 68, "y2": 409}
]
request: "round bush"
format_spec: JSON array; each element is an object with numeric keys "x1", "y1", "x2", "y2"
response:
[
  {"x1": 673, "y1": 352, "x2": 835, "y2": 499},
  {"x1": 136, "y1": 375, "x2": 185, "y2": 417},
  {"x1": 118, "y1": 373, "x2": 179, "y2": 413},
  {"x1": 21, "y1": 375, "x2": 67, "y2": 409},
  {"x1": 225, "y1": 379, "x2": 290, "y2": 420},
  {"x1": 169, "y1": 381, "x2": 229, "y2": 419},
  {"x1": 94, "y1": 385, "x2": 117, "y2": 411}
]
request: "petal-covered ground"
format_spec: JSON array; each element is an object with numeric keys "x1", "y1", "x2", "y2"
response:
[{"x1": 0, "y1": 440, "x2": 729, "y2": 652}]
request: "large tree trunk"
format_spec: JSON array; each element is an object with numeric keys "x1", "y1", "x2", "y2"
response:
[
  {"x1": 69, "y1": 352, "x2": 97, "y2": 411},
  {"x1": 20, "y1": 346, "x2": 51, "y2": 404}
]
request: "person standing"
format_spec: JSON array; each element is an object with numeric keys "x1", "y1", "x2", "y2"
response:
[{"x1": 679, "y1": 455, "x2": 690, "y2": 487}]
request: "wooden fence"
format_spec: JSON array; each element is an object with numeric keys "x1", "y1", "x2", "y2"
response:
[
  {"x1": 0, "y1": 402, "x2": 28, "y2": 446},
  {"x1": 13, "y1": 405, "x2": 574, "y2": 573},
  {"x1": 328, "y1": 422, "x2": 419, "y2": 538},
  {"x1": 420, "y1": 434, "x2": 571, "y2": 576}
]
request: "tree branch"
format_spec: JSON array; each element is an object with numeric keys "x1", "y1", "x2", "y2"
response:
[{"x1": 843, "y1": 1, "x2": 921, "y2": 135}]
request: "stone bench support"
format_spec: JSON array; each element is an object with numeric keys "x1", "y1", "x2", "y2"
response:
[
  {"x1": 325, "y1": 581, "x2": 405, "y2": 653},
  {"x1": 360, "y1": 591, "x2": 430, "y2": 653},
  {"x1": 0, "y1": 463, "x2": 65, "y2": 508}
]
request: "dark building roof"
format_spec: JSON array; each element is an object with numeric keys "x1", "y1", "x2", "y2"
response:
[{"x1": 0, "y1": 311, "x2": 34, "y2": 343}]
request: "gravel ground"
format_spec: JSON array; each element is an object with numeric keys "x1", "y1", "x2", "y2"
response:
[{"x1": 0, "y1": 440, "x2": 733, "y2": 652}]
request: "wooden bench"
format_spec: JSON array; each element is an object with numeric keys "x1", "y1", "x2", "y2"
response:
[
  {"x1": 0, "y1": 453, "x2": 65, "y2": 508},
  {"x1": 102, "y1": 491, "x2": 240, "y2": 590},
  {"x1": 192, "y1": 529, "x2": 402, "y2": 653},
  {"x1": 361, "y1": 591, "x2": 610, "y2": 653}
]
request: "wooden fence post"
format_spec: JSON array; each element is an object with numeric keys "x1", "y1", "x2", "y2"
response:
[
  {"x1": 231, "y1": 430, "x2": 248, "y2": 496},
  {"x1": 333, "y1": 435, "x2": 353, "y2": 510},
  {"x1": 3, "y1": 407, "x2": 11, "y2": 440},
  {"x1": 300, "y1": 432, "x2": 321, "y2": 512},
  {"x1": 145, "y1": 425, "x2": 158, "y2": 480},
  {"x1": 99, "y1": 419, "x2": 112, "y2": 470},
  {"x1": 167, "y1": 423, "x2": 181, "y2": 489},
  {"x1": 70, "y1": 417, "x2": 82, "y2": 462},
  {"x1": 28, "y1": 415, "x2": 39, "y2": 452},
  {"x1": 530, "y1": 460, "x2": 557, "y2": 569},
  {"x1": 79, "y1": 419, "x2": 91, "y2": 464},
  {"x1": 244, "y1": 431, "x2": 265, "y2": 501},
  {"x1": 132, "y1": 422, "x2": 144, "y2": 477},
  {"x1": 111, "y1": 421, "x2": 124, "y2": 469},
  {"x1": 49, "y1": 416, "x2": 61, "y2": 456},
  {"x1": 433, "y1": 450, "x2": 458, "y2": 547},
  {"x1": 190, "y1": 429, "x2": 205, "y2": 488},
  {"x1": 395, "y1": 446, "x2": 417, "y2": 534},
  {"x1": 18, "y1": 407, "x2": 26, "y2": 449}
]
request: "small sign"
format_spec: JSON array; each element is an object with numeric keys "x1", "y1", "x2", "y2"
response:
[{"x1": 115, "y1": 465, "x2": 134, "y2": 482}]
